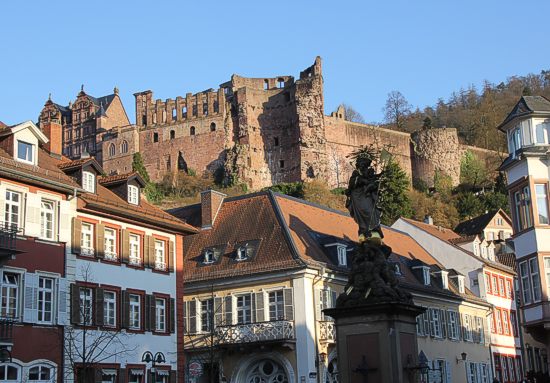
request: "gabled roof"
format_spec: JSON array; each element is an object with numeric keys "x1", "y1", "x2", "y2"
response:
[
  {"x1": 454, "y1": 209, "x2": 512, "y2": 236},
  {"x1": 58, "y1": 157, "x2": 103, "y2": 174},
  {"x1": 98, "y1": 172, "x2": 146, "y2": 188},
  {"x1": 498, "y1": 95, "x2": 550, "y2": 131},
  {"x1": 0, "y1": 120, "x2": 49, "y2": 144}
]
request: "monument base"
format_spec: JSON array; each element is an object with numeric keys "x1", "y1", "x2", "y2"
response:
[{"x1": 325, "y1": 301, "x2": 425, "y2": 383}]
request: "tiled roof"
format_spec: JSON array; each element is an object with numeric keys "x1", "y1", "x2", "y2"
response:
[
  {"x1": 98, "y1": 172, "x2": 145, "y2": 187},
  {"x1": 401, "y1": 218, "x2": 462, "y2": 241},
  {"x1": 448, "y1": 235, "x2": 478, "y2": 245},
  {"x1": 58, "y1": 157, "x2": 102, "y2": 172},
  {"x1": 498, "y1": 96, "x2": 550, "y2": 130},
  {"x1": 497, "y1": 253, "x2": 516, "y2": 271},
  {"x1": 454, "y1": 209, "x2": 511, "y2": 236}
]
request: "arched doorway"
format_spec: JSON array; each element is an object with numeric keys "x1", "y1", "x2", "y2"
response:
[{"x1": 232, "y1": 352, "x2": 295, "y2": 383}]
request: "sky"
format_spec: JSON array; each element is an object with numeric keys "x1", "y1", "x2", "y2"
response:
[{"x1": 1, "y1": 1, "x2": 550, "y2": 125}]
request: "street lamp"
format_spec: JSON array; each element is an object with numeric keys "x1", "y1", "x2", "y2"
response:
[{"x1": 142, "y1": 351, "x2": 166, "y2": 383}]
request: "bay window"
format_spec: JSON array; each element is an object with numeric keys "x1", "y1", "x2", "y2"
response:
[
  {"x1": 514, "y1": 186, "x2": 533, "y2": 231},
  {"x1": 519, "y1": 258, "x2": 542, "y2": 305}
]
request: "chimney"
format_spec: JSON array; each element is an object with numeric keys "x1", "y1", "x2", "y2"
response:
[
  {"x1": 41, "y1": 121, "x2": 63, "y2": 158},
  {"x1": 200, "y1": 189, "x2": 226, "y2": 229},
  {"x1": 423, "y1": 215, "x2": 433, "y2": 225}
]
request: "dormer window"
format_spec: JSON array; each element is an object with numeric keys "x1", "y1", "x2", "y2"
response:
[
  {"x1": 422, "y1": 267, "x2": 430, "y2": 285},
  {"x1": 440, "y1": 271, "x2": 449, "y2": 290},
  {"x1": 393, "y1": 263, "x2": 402, "y2": 276},
  {"x1": 82, "y1": 171, "x2": 95, "y2": 193},
  {"x1": 481, "y1": 246, "x2": 487, "y2": 258},
  {"x1": 457, "y1": 276, "x2": 465, "y2": 294},
  {"x1": 488, "y1": 247, "x2": 495, "y2": 261},
  {"x1": 236, "y1": 246, "x2": 248, "y2": 261},
  {"x1": 128, "y1": 185, "x2": 139, "y2": 205},
  {"x1": 17, "y1": 140, "x2": 34, "y2": 164},
  {"x1": 203, "y1": 249, "x2": 214, "y2": 264},
  {"x1": 337, "y1": 245, "x2": 347, "y2": 267}
]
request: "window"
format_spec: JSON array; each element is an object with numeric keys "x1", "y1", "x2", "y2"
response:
[
  {"x1": 447, "y1": 310, "x2": 459, "y2": 340},
  {"x1": 4, "y1": 190, "x2": 21, "y2": 229},
  {"x1": 520, "y1": 261, "x2": 532, "y2": 304},
  {"x1": 104, "y1": 291, "x2": 116, "y2": 327},
  {"x1": 170, "y1": 130, "x2": 175, "y2": 139},
  {"x1": 263, "y1": 79, "x2": 269, "y2": 90},
  {"x1": 154, "y1": 240, "x2": 166, "y2": 270},
  {"x1": 109, "y1": 143, "x2": 116, "y2": 157},
  {"x1": 491, "y1": 275, "x2": 498, "y2": 295},
  {"x1": 129, "y1": 370, "x2": 143, "y2": 383},
  {"x1": 203, "y1": 249, "x2": 214, "y2": 264},
  {"x1": 530, "y1": 258, "x2": 542, "y2": 302},
  {"x1": 535, "y1": 184, "x2": 549, "y2": 224},
  {"x1": 82, "y1": 171, "x2": 95, "y2": 193},
  {"x1": 81, "y1": 223, "x2": 94, "y2": 256},
  {"x1": 495, "y1": 309, "x2": 502, "y2": 334},
  {"x1": 510, "y1": 311, "x2": 518, "y2": 337},
  {"x1": 496, "y1": 217, "x2": 503, "y2": 226},
  {"x1": 129, "y1": 294, "x2": 141, "y2": 329},
  {"x1": 28, "y1": 365, "x2": 53, "y2": 381},
  {"x1": 236, "y1": 246, "x2": 248, "y2": 261},
  {"x1": 277, "y1": 78, "x2": 285, "y2": 88},
  {"x1": 476, "y1": 316, "x2": 485, "y2": 344},
  {"x1": 422, "y1": 267, "x2": 431, "y2": 286},
  {"x1": 484, "y1": 273, "x2": 491, "y2": 295},
  {"x1": 128, "y1": 185, "x2": 139, "y2": 205},
  {"x1": 129, "y1": 234, "x2": 141, "y2": 266},
  {"x1": 505, "y1": 279, "x2": 513, "y2": 299},
  {"x1": 121, "y1": 140, "x2": 128, "y2": 154},
  {"x1": 236, "y1": 294, "x2": 252, "y2": 324},
  {"x1": 514, "y1": 186, "x2": 533, "y2": 231},
  {"x1": 0, "y1": 364, "x2": 19, "y2": 381},
  {"x1": 17, "y1": 140, "x2": 33, "y2": 163},
  {"x1": 104, "y1": 228, "x2": 117, "y2": 260},
  {"x1": 481, "y1": 246, "x2": 487, "y2": 258},
  {"x1": 182, "y1": 106, "x2": 187, "y2": 118},
  {"x1": 210, "y1": 122, "x2": 216, "y2": 132},
  {"x1": 498, "y1": 277, "x2": 505, "y2": 297},
  {"x1": 415, "y1": 308, "x2": 430, "y2": 336},
  {"x1": 480, "y1": 363, "x2": 489, "y2": 383},
  {"x1": 274, "y1": 137, "x2": 279, "y2": 147},
  {"x1": 337, "y1": 246, "x2": 347, "y2": 267},
  {"x1": 155, "y1": 298, "x2": 166, "y2": 332},
  {"x1": 203, "y1": 103, "x2": 208, "y2": 116},
  {"x1": 429, "y1": 308, "x2": 442, "y2": 338},
  {"x1": 200, "y1": 299, "x2": 213, "y2": 332},
  {"x1": 269, "y1": 290, "x2": 284, "y2": 321},
  {"x1": 172, "y1": 108, "x2": 177, "y2": 121},
  {"x1": 468, "y1": 362, "x2": 478, "y2": 383},
  {"x1": 463, "y1": 314, "x2": 473, "y2": 341},
  {"x1": 279, "y1": 160, "x2": 285, "y2": 169},
  {"x1": 37, "y1": 277, "x2": 53, "y2": 323},
  {"x1": 153, "y1": 132, "x2": 159, "y2": 143},
  {"x1": 535, "y1": 121, "x2": 550, "y2": 144},
  {"x1": 40, "y1": 200, "x2": 55, "y2": 240},
  {"x1": 79, "y1": 287, "x2": 93, "y2": 325},
  {"x1": 502, "y1": 310, "x2": 510, "y2": 335},
  {"x1": 190, "y1": 126, "x2": 196, "y2": 136},
  {"x1": 473, "y1": 243, "x2": 479, "y2": 256},
  {"x1": 433, "y1": 360, "x2": 446, "y2": 383},
  {"x1": 1, "y1": 272, "x2": 19, "y2": 318}
]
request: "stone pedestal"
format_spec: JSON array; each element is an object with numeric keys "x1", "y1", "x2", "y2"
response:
[{"x1": 325, "y1": 302, "x2": 424, "y2": 383}]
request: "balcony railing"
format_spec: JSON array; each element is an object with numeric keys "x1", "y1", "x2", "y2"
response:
[
  {"x1": 0, "y1": 317, "x2": 14, "y2": 344},
  {"x1": 0, "y1": 223, "x2": 20, "y2": 256},
  {"x1": 319, "y1": 321, "x2": 336, "y2": 343},
  {"x1": 215, "y1": 320, "x2": 295, "y2": 345}
]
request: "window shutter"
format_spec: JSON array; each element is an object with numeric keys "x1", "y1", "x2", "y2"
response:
[
  {"x1": 224, "y1": 296, "x2": 232, "y2": 325},
  {"x1": 483, "y1": 317, "x2": 490, "y2": 346},
  {"x1": 57, "y1": 278, "x2": 68, "y2": 325},
  {"x1": 70, "y1": 284, "x2": 80, "y2": 324},
  {"x1": 429, "y1": 309, "x2": 436, "y2": 337},
  {"x1": 121, "y1": 229, "x2": 129, "y2": 264},
  {"x1": 466, "y1": 362, "x2": 472, "y2": 383},
  {"x1": 58, "y1": 200, "x2": 72, "y2": 242},
  {"x1": 144, "y1": 295, "x2": 151, "y2": 332},
  {"x1": 144, "y1": 236, "x2": 151, "y2": 268},
  {"x1": 95, "y1": 288, "x2": 104, "y2": 326},
  {"x1": 314, "y1": 289, "x2": 322, "y2": 321},
  {"x1": 149, "y1": 236, "x2": 156, "y2": 269},
  {"x1": 251, "y1": 292, "x2": 256, "y2": 322},
  {"x1": 446, "y1": 361, "x2": 452, "y2": 383},
  {"x1": 255, "y1": 292, "x2": 265, "y2": 323},
  {"x1": 121, "y1": 291, "x2": 130, "y2": 328},
  {"x1": 150, "y1": 295, "x2": 157, "y2": 332},
  {"x1": 72, "y1": 218, "x2": 82, "y2": 255},
  {"x1": 446, "y1": 311, "x2": 453, "y2": 339},
  {"x1": 183, "y1": 301, "x2": 188, "y2": 333},
  {"x1": 283, "y1": 288, "x2": 294, "y2": 320},
  {"x1": 23, "y1": 272, "x2": 39, "y2": 323},
  {"x1": 440, "y1": 309, "x2": 447, "y2": 338},
  {"x1": 96, "y1": 223, "x2": 105, "y2": 259},
  {"x1": 168, "y1": 240, "x2": 175, "y2": 272},
  {"x1": 25, "y1": 193, "x2": 41, "y2": 237},
  {"x1": 170, "y1": 298, "x2": 175, "y2": 333},
  {"x1": 189, "y1": 299, "x2": 197, "y2": 334},
  {"x1": 214, "y1": 297, "x2": 223, "y2": 326}
]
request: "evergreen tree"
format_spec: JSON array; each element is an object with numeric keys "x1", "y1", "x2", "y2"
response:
[
  {"x1": 132, "y1": 153, "x2": 151, "y2": 183},
  {"x1": 379, "y1": 158, "x2": 412, "y2": 225}
]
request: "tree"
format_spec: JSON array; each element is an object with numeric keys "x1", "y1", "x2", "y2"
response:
[
  {"x1": 132, "y1": 153, "x2": 150, "y2": 183},
  {"x1": 339, "y1": 103, "x2": 365, "y2": 124},
  {"x1": 132, "y1": 152, "x2": 164, "y2": 204},
  {"x1": 64, "y1": 265, "x2": 136, "y2": 383},
  {"x1": 379, "y1": 158, "x2": 412, "y2": 225},
  {"x1": 456, "y1": 192, "x2": 484, "y2": 220},
  {"x1": 383, "y1": 91, "x2": 412, "y2": 130},
  {"x1": 460, "y1": 150, "x2": 489, "y2": 190}
]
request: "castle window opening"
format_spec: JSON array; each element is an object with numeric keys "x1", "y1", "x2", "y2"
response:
[
  {"x1": 224, "y1": 87, "x2": 229, "y2": 94},
  {"x1": 213, "y1": 101, "x2": 219, "y2": 113},
  {"x1": 192, "y1": 104, "x2": 197, "y2": 117},
  {"x1": 264, "y1": 79, "x2": 269, "y2": 90},
  {"x1": 210, "y1": 122, "x2": 216, "y2": 132},
  {"x1": 166, "y1": 155, "x2": 171, "y2": 170},
  {"x1": 172, "y1": 108, "x2": 177, "y2": 121},
  {"x1": 274, "y1": 137, "x2": 279, "y2": 146},
  {"x1": 121, "y1": 140, "x2": 129, "y2": 154},
  {"x1": 170, "y1": 130, "x2": 175, "y2": 139},
  {"x1": 190, "y1": 126, "x2": 196, "y2": 136},
  {"x1": 152, "y1": 112, "x2": 157, "y2": 124},
  {"x1": 182, "y1": 106, "x2": 187, "y2": 118},
  {"x1": 109, "y1": 143, "x2": 115, "y2": 157},
  {"x1": 279, "y1": 160, "x2": 285, "y2": 169},
  {"x1": 162, "y1": 110, "x2": 167, "y2": 123},
  {"x1": 203, "y1": 103, "x2": 208, "y2": 116},
  {"x1": 277, "y1": 78, "x2": 285, "y2": 88},
  {"x1": 153, "y1": 132, "x2": 159, "y2": 143},
  {"x1": 142, "y1": 115, "x2": 147, "y2": 125}
]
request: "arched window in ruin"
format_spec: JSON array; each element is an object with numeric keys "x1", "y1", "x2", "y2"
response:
[
  {"x1": 172, "y1": 108, "x2": 177, "y2": 121},
  {"x1": 153, "y1": 132, "x2": 159, "y2": 143},
  {"x1": 190, "y1": 126, "x2": 196, "y2": 136},
  {"x1": 203, "y1": 103, "x2": 208, "y2": 116},
  {"x1": 277, "y1": 78, "x2": 285, "y2": 88},
  {"x1": 210, "y1": 122, "x2": 216, "y2": 132},
  {"x1": 109, "y1": 143, "x2": 116, "y2": 157},
  {"x1": 170, "y1": 130, "x2": 175, "y2": 140},
  {"x1": 263, "y1": 79, "x2": 269, "y2": 90},
  {"x1": 177, "y1": 151, "x2": 188, "y2": 173},
  {"x1": 121, "y1": 140, "x2": 128, "y2": 154}
]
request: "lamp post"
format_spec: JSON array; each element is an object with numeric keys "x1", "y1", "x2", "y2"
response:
[{"x1": 142, "y1": 351, "x2": 166, "y2": 383}]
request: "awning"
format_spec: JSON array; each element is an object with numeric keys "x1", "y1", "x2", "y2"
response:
[
  {"x1": 156, "y1": 370, "x2": 170, "y2": 376},
  {"x1": 130, "y1": 369, "x2": 144, "y2": 376},
  {"x1": 102, "y1": 369, "x2": 117, "y2": 376}
]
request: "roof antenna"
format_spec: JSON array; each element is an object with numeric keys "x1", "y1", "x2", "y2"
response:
[
  {"x1": 48, "y1": 93, "x2": 52, "y2": 101},
  {"x1": 81, "y1": 84, "x2": 84, "y2": 92}
]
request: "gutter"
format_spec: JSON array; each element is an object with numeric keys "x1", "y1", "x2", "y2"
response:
[{"x1": 0, "y1": 167, "x2": 83, "y2": 195}]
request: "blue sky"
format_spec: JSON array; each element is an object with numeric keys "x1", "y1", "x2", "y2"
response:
[{"x1": 1, "y1": 1, "x2": 549, "y2": 125}]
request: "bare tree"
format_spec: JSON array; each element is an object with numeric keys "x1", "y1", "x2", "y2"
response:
[
  {"x1": 64, "y1": 264, "x2": 136, "y2": 383},
  {"x1": 338, "y1": 104, "x2": 365, "y2": 124},
  {"x1": 383, "y1": 91, "x2": 412, "y2": 130}
]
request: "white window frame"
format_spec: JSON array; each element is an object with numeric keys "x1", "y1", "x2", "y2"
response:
[
  {"x1": 81, "y1": 223, "x2": 94, "y2": 256},
  {"x1": 104, "y1": 290, "x2": 116, "y2": 327},
  {"x1": 27, "y1": 364, "x2": 54, "y2": 382},
  {"x1": 476, "y1": 316, "x2": 485, "y2": 344},
  {"x1": 268, "y1": 290, "x2": 284, "y2": 321},
  {"x1": 0, "y1": 363, "x2": 20, "y2": 382},
  {"x1": 337, "y1": 245, "x2": 347, "y2": 267},
  {"x1": 203, "y1": 249, "x2": 214, "y2": 264},
  {"x1": 154, "y1": 240, "x2": 166, "y2": 270},
  {"x1": 430, "y1": 308, "x2": 442, "y2": 338},
  {"x1": 236, "y1": 294, "x2": 252, "y2": 324},
  {"x1": 104, "y1": 228, "x2": 117, "y2": 261},
  {"x1": 79, "y1": 287, "x2": 93, "y2": 325},
  {"x1": 0, "y1": 271, "x2": 20, "y2": 319},
  {"x1": 236, "y1": 246, "x2": 248, "y2": 261},
  {"x1": 4, "y1": 190, "x2": 22, "y2": 230},
  {"x1": 37, "y1": 276, "x2": 54, "y2": 324},
  {"x1": 128, "y1": 185, "x2": 139, "y2": 205},
  {"x1": 535, "y1": 184, "x2": 549, "y2": 225},
  {"x1": 457, "y1": 276, "x2": 465, "y2": 294},
  {"x1": 129, "y1": 294, "x2": 141, "y2": 330},
  {"x1": 16, "y1": 140, "x2": 34, "y2": 164},
  {"x1": 129, "y1": 234, "x2": 141, "y2": 266},
  {"x1": 82, "y1": 171, "x2": 95, "y2": 193},
  {"x1": 544, "y1": 257, "x2": 550, "y2": 300},
  {"x1": 155, "y1": 297, "x2": 166, "y2": 332},
  {"x1": 422, "y1": 267, "x2": 430, "y2": 286},
  {"x1": 200, "y1": 298, "x2": 213, "y2": 333},
  {"x1": 40, "y1": 199, "x2": 55, "y2": 241},
  {"x1": 447, "y1": 310, "x2": 459, "y2": 340}
]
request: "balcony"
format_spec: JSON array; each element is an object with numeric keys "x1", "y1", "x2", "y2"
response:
[
  {"x1": 318, "y1": 321, "x2": 336, "y2": 343},
  {"x1": 0, "y1": 223, "x2": 23, "y2": 262},
  {"x1": 0, "y1": 317, "x2": 14, "y2": 345},
  {"x1": 215, "y1": 320, "x2": 295, "y2": 347}
]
